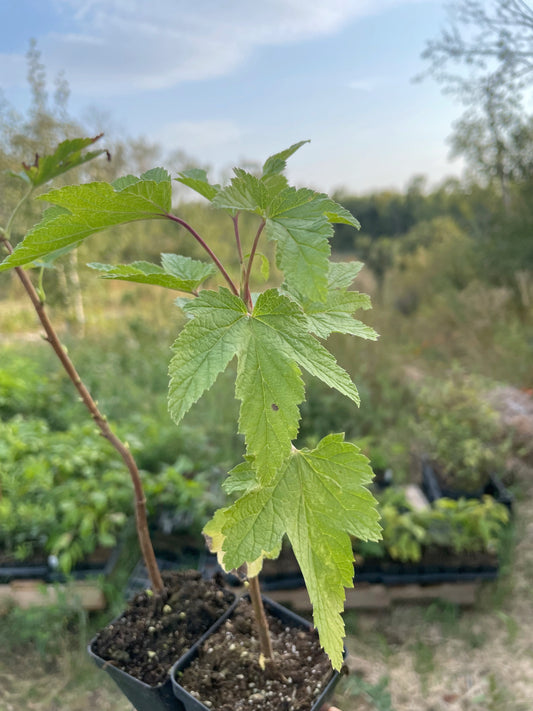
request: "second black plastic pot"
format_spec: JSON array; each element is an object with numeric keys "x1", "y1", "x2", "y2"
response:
[
  {"x1": 170, "y1": 594, "x2": 344, "y2": 711},
  {"x1": 88, "y1": 644, "x2": 183, "y2": 711}
]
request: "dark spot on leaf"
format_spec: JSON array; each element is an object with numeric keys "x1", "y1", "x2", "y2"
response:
[{"x1": 271, "y1": 403, "x2": 279, "y2": 411}]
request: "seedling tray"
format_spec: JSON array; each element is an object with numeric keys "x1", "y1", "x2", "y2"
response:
[{"x1": 421, "y1": 460, "x2": 513, "y2": 511}]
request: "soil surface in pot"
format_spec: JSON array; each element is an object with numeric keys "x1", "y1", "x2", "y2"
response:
[
  {"x1": 177, "y1": 597, "x2": 333, "y2": 711},
  {"x1": 92, "y1": 570, "x2": 234, "y2": 685}
]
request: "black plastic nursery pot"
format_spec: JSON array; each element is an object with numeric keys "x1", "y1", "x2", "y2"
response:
[
  {"x1": 88, "y1": 572, "x2": 237, "y2": 711},
  {"x1": 421, "y1": 459, "x2": 513, "y2": 511},
  {"x1": 170, "y1": 595, "x2": 345, "y2": 711},
  {"x1": 355, "y1": 559, "x2": 499, "y2": 586},
  {"x1": 0, "y1": 545, "x2": 122, "y2": 584},
  {"x1": 88, "y1": 645, "x2": 184, "y2": 711},
  {"x1": 0, "y1": 559, "x2": 49, "y2": 584},
  {"x1": 47, "y1": 544, "x2": 122, "y2": 583}
]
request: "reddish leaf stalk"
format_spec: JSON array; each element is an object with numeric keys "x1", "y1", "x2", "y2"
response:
[
  {"x1": 232, "y1": 212, "x2": 243, "y2": 264},
  {"x1": 165, "y1": 213, "x2": 239, "y2": 296},
  {"x1": 0, "y1": 235, "x2": 164, "y2": 595}
]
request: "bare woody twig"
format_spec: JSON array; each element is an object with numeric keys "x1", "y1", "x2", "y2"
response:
[{"x1": 0, "y1": 234, "x2": 164, "y2": 595}]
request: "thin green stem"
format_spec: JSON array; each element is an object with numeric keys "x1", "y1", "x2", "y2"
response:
[
  {"x1": 165, "y1": 212, "x2": 239, "y2": 296},
  {"x1": 37, "y1": 266, "x2": 46, "y2": 303},
  {"x1": 5, "y1": 186, "x2": 33, "y2": 240},
  {"x1": 232, "y1": 212, "x2": 243, "y2": 264},
  {"x1": 233, "y1": 212, "x2": 252, "y2": 305},
  {"x1": 243, "y1": 219, "x2": 266, "y2": 309}
]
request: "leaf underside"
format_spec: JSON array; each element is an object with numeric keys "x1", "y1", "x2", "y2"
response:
[{"x1": 88, "y1": 254, "x2": 216, "y2": 293}]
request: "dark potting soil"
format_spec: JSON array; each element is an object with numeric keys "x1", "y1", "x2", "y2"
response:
[
  {"x1": 177, "y1": 597, "x2": 334, "y2": 711},
  {"x1": 91, "y1": 570, "x2": 234, "y2": 686}
]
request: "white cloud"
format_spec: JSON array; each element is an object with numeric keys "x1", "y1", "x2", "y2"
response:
[{"x1": 7, "y1": 0, "x2": 428, "y2": 96}]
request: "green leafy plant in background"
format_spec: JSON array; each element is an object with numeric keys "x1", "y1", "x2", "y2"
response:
[
  {"x1": 0, "y1": 414, "x2": 210, "y2": 571},
  {"x1": 0, "y1": 417, "x2": 129, "y2": 569},
  {"x1": 414, "y1": 369, "x2": 511, "y2": 492},
  {"x1": 356, "y1": 488, "x2": 509, "y2": 564},
  {"x1": 427, "y1": 496, "x2": 509, "y2": 556},
  {"x1": 0, "y1": 136, "x2": 381, "y2": 670}
]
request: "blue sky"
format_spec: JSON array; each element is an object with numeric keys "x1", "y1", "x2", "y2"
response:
[{"x1": 0, "y1": 0, "x2": 465, "y2": 193}]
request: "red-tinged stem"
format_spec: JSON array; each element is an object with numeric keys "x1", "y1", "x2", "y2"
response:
[
  {"x1": 243, "y1": 219, "x2": 266, "y2": 310},
  {"x1": 165, "y1": 213, "x2": 239, "y2": 296},
  {"x1": 248, "y1": 575, "x2": 274, "y2": 662},
  {"x1": 232, "y1": 213, "x2": 243, "y2": 264},
  {"x1": 0, "y1": 235, "x2": 165, "y2": 596},
  {"x1": 233, "y1": 212, "x2": 253, "y2": 307}
]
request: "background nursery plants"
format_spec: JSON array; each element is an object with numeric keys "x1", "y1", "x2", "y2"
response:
[{"x1": 0, "y1": 136, "x2": 382, "y2": 699}]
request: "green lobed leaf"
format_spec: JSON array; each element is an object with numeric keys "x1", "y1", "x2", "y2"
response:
[
  {"x1": 169, "y1": 286, "x2": 305, "y2": 481},
  {"x1": 168, "y1": 288, "x2": 358, "y2": 481},
  {"x1": 25, "y1": 206, "x2": 80, "y2": 267},
  {"x1": 265, "y1": 187, "x2": 334, "y2": 302},
  {"x1": 211, "y1": 169, "x2": 270, "y2": 214},
  {"x1": 283, "y1": 261, "x2": 375, "y2": 339},
  {"x1": 235, "y1": 317, "x2": 304, "y2": 481},
  {"x1": 88, "y1": 254, "x2": 215, "y2": 293},
  {"x1": 221, "y1": 459, "x2": 258, "y2": 496},
  {"x1": 160, "y1": 253, "x2": 216, "y2": 284},
  {"x1": 262, "y1": 140, "x2": 310, "y2": 178},
  {"x1": 111, "y1": 175, "x2": 139, "y2": 191},
  {"x1": 0, "y1": 172, "x2": 172, "y2": 272},
  {"x1": 212, "y1": 142, "x2": 310, "y2": 213},
  {"x1": 328, "y1": 261, "x2": 364, "y2": 289},
  {"x1": 208, "y1": 434, "x2": 381, "y2": 669},
  {"x1": 251, "y1": 290, "x2": 360, "y2": 405},
  {"x1": 302, "y1": 291, "x2": 377, "y2": 340},
  {"x1": 20, "y1": 135, "x2": 109, "y2": 188},
  {"x1": 168, "y1": 289, "x2": 248, "y2": 426},
  {"x1": 141, "y1": 167, "x2": 170, "y2": 183},
  {"x1": 322, "y1": 199, "x2": 361, "y2": 229},
  {"x1": 175, "y1": 168, "x2": 220, "y2": 201}
]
